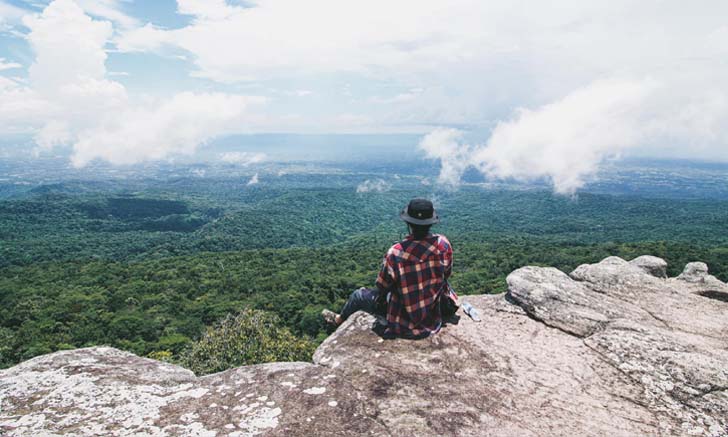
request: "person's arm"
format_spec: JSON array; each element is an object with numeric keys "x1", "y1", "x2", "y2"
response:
[
  {"x1": 374, "y1": 250, "x2": 396, "y2": 312},
  {"x1": 441, "y1": 236, "x2": 453, "y2": 280},
  {"x1": 376, "y1": 249, "x2": 396, "y2": 292}
]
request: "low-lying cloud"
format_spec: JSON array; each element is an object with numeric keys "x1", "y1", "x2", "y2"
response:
[
  {"x1": 356, "y1": 179, "x2": 391, "y2": 193},
  {"x1": 71, "y1": 92, "x2": 264, "y2": 167},
  {"x1": 219, "y1": 151, "x2": 266, "y2": 166},
  {"x1": 421, "y1": 77, "x2": 728, "y2": 194}
]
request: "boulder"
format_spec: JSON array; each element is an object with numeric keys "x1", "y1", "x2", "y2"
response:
[
  {"x1": 672, "y1": 262, "x2": 728, "y2": 303},
  {"x1": 630, "y1": 255, "x2": 668, "y2": 278},
  {"x1": 1, "y1": 256, "x2": 727, "y2": 436},
  {"x1": 678, "y1": 262, "x2": 711, "y2": 282}
]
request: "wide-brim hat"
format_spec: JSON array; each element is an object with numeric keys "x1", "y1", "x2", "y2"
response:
[{"x1": 400, "y1": 198, "x2": 440, "y2": 225}]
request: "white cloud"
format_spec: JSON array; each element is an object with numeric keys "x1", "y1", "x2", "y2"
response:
[
  {"x1": 117, "y1": 0, "x2": 497, "y2": 82},
  {"x1": 219, "y1": 151, "x2": 266, "y2": 165},
  {"x1": 13, "y1": 0, "x2": 139, "y2": 30},
  {"x1": 74, "y1": 0, "x2": 139, "y2": 29},
  {"x1": 111, "y1": 0, "x2": 728, "y2": 155},
  {"x1": 247, "y1": 173, "x2": 259, "y2": 185},
  {"x1": 6, "y1": 0, "x2": 728, "y2": 171},
  {"x1": 0, "y1": 78, "x2": 50, "y2": 135},
  {"x1": 0, "y1": 76, "x2": 16, "y2": 89},
  {"x1": 177, "y1": 0, "x2": 241, "y2": 20},
  {"x1": 419, "y1": 128, "x2": 474, "y2": 187},
  {"x1": 356, "y1": 179, "x2": 390, "y2": 193},
  {"x1": 24, "y1": 0, "x2": 124, "y2": 98},
  {"x1": 0, "y1": 58, "x2": 22, "y2": 71},
  {"x1": 33, "y1": 119, "x2": 71, "y2": 154},
  {"x1": 0, "y1": 0, "x2": 265, "y2": 166},
  {"x1": 421, "y1": 77, "x2": 728, "y2": 194},
  {"x1": 478, "y1": 78, "x2": 656, "y2": 194},
  {"x1": 114, "y1": 23, "x2": 174, "y2": 52},
  {"x1": 71, "y1": 92, "x2": 265, "y2": 167},
  {"x1": 0, "y1": 1, "x2": 27, "y2": 25}
]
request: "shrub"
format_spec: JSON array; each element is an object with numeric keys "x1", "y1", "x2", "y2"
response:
[
  {"x1": 179, "y1": 308, "x2": 316, "y2": 375},
  {"x1": 147, "y1": 350, "x2": 174, "y2": 362}
]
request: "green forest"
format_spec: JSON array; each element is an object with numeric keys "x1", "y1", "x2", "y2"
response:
[{"x1": 2, "y1": 180, "x2": 728, "y2": 372}]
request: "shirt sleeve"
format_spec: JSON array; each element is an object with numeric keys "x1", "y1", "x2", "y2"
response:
[
  {"x1": 376, "y1": 247, "x2": 397, "y2": 292},
  {"x1": 441, "y1": 236, "x2": 453, "y2": 280}
]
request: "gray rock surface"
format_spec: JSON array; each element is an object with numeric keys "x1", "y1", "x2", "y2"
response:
[
  {"x1": 673, "y1": 262, "x2": 728, "y2": 303},
  {"x1": 679, "y1": 262, "x2": 711, "y2": 282},
  {"x1": 1, "y1": 256, "x2": 727, "y2": 436},
  {"x1": 630, "y1": 254, "x2": 668, "y2": 278}
]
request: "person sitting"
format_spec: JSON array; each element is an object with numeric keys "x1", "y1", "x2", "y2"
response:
[{"x1": 322, "y1": 198, "x2": 458, "y2": 338}]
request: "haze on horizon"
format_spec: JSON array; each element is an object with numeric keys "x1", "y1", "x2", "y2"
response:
[{"x1": 1, "y1": 0, "x2": 728, "y2": 193}]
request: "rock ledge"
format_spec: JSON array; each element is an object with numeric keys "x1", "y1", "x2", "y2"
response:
[{"x1": 1, "y1": 256, "x2": 727, "y2": 436}]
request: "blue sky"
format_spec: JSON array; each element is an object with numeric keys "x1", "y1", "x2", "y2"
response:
[{"x1": 1, "y1": 0, "x2": 728, "y2": 193}]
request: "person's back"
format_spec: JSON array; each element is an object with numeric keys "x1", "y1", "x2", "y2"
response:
[
  {"x1": 322, "y1": 198, "x2": 458, "y2": 338},
  {"x1": 377, "y1": 231, "x2": 455, "y2": 337}
]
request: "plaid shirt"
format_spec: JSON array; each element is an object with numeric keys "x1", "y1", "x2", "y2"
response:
[{"x1": 376, "y1": 233, "x2": 457, "y2": 337}]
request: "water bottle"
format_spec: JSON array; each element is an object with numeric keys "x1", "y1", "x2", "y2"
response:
[{"x1": 462, "y1": 301, "x2": 481, "y2": 322}]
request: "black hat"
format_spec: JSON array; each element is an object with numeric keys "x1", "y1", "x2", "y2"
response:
[{"x1": 400, "y1": 198, "x2": 440, "y2": 225}]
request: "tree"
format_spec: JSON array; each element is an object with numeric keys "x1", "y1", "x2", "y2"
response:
[{"x1": 179, "y1": 309, "x2": 316, "y2": 375}]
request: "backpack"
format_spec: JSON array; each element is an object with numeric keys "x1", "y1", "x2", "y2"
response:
[{"x1": 439, "y1": 283, "x2": 459, "y2": 319}]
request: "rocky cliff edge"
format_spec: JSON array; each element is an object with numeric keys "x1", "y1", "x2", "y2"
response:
[{"x1": 1, "y1": 255, "x2": 727, "y2": 436}]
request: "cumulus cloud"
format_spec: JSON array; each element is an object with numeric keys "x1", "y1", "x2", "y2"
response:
[
  {"x1": 0, "y1": 0, "x2": 265, "y2": 166},
  {"x1": 34, "y1": 120, "x2": 71, "y2": 154},
  {"x1": 247, "y1": 173, "x2": 259, "y2": 186},
  {"x1": 0, "y1": 78, "x2": 50, "y2": 135},
  {"x1": 475, "y1": 79, "x2": 657, "y2": 193},
  {"x1": 420, "y1": 77, "x2": 728, "y2": 194},
  {"x1": 419, "y1": 128, "x2": 474, "y2": 187},
  {"x1": 71, "y1": 92, "x2": 265, "y2": 166},
  {"x1": 219, "y1": 151, "x2": 266, "y2": 166},
  {"x1": 356, "y1": 179, "x2": 391, "y2": 193}
]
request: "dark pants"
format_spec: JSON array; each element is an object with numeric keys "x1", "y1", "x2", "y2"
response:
[{"x1": 340, "y1": 287, "x2": 386, "y2": 320}]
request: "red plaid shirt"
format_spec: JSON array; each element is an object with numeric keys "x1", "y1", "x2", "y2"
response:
[{"x1": 376, "y1": 233, "x2": 457, "y2": 337}]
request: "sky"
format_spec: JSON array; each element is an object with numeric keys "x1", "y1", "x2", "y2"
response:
[{"x1": 1, "y1": 0, "x2": 728, "y2": 192}]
